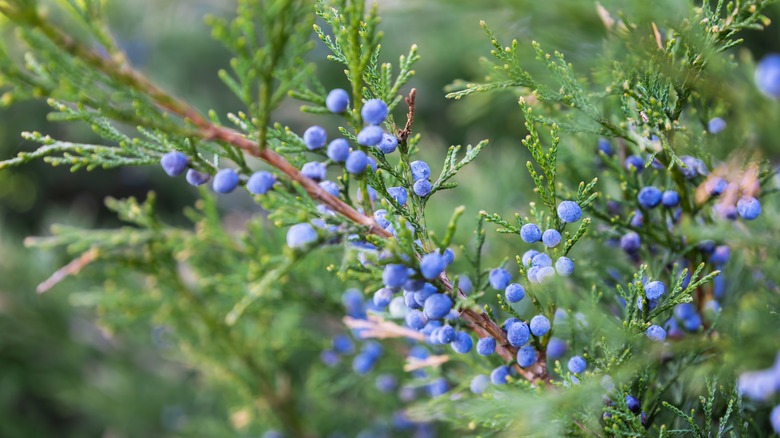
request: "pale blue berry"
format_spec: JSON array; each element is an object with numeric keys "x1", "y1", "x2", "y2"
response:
[
  {"x1": 530, "y1": 315, "x2": 551, "y2": 337},
  {"x1": 708, "y1": 117, "x2": 726, "y2": 134},
  {"x1": 644, "y1": 281, "x2": 666, "y2": 301},
  {"x1": 490, "y1": 365, "x2": 510, "y2": 385},
  {"x1": 361, "y1": 99, "x2": 388, "y2": 125},
  {"x1": 327, "y1": 138, "x2": 350, "y2": 162},
  {"x1": 326, "y1": 88, "x2": 349, "y2": 113},
  {"x1": 470, "y1": 375, "x2": 491, "y2": 394},
  {"x1": 755, "y1": 54, "x2": 780, "y2": 99},
  {"x1": 531, "y1": 253, "x2": 552, "y2": 268},
  {"x1": 542, "y1": 229, "x2": 561, "y2": 247},
  {"x1": 247, "y1": 171, "x2": 276, "y2": 195},
  {"x1": 568, "y1": 355, "x2": 587, "y2": 374},
  {"x1": 345, "y1": 151, "x2": 368, "y2": 175},
  {"x1": 507, "y1": 321, "x2": 530, "y2": 347},
  {"x1": 410, "y1": 160, "x2": 430, "y2": 181},
  {"x1": 661, "y1": 190, "x2": 680, "y2": 208},
  {"x1": 318, "y1": 180, "x2": 340, "y2": 197},
  {"x1": 303, "y1": 126, "x2": 327, "y2": 150},
  {"x1": 516, "y1": 345, "x2": 537, "y2": 368},
  {"x1": 645, "y1": 325, "x2": 667, "y2": 342},
  {"x1": 450, "y1": 331, "x2": 473, "y2": 354},
  {"x1": 301, "y1": 162, "x2": 327, "y2": 181},
  {"x1": 186, "y1": 169, "x2": 210, "y2": 186},
  {"x1": 522, "y1": 250, "x2": 539, "y2": 267},
  {"x1": 637, "y1": 186, "x2": 662, "y2": 209},
  {"x1": 423, "y1": 293, "x2": 452, "y2": 320},
  {"x1": 382, "y1": 264, "x2": 409, "y2": 288},
  {"x1": 625, "y1": 155, "x2": 645, "y2": 172},
  {"x1": 547, "y1": 337, "x2": 567, "y2": 359},
  {"x1": 620, "y1": 232, "x2": 641, "y2": 253},
  {"x1": 357, "y1": 125, "x2": 383, "y2": 146},
  {"x1": 557, "y1": 201, "x2": 583, "y2": 223},
  {"x1": 420, "y1": 252, "x2": 446, "y2": 279},
  {"x1": 413, "y1": 179, "x2": 432, "y2": 197},
  {"x1": 505, "y1": 283, "x2": 525, "y2": 303},
  {"x1": 377, "y1": 133, "x2": 398, "y2": 154},
  {"x1": 286, "y1": 223, "x2": 317, "y2": 248},
  {"x1": 213, "y1": 168, "x2": 240, "y2": 193},
  {"x1": 737, "y1": 197, "x2": 761, "y2": 220},
  {"x1": 520, "y1": 223, "x2": 541, "y2": 243},
  {"x1": 160, "y1": 151, "x2": 189, "y2": 176},
  {"x1": 387, "y1": 186, "x2": 408, "y2": 206},
  {"x1": 405, "y1": 310, "x2": 428, "y2": 330},
  {"x1": 555, "y1": 257, "x2": 574, "y2": 276},
  {"x1": 373, "y1": 287, "x2": 394, "y2": 308},
  {"x1": 489, "y1": 268, "x2": 512, "y2": 290},
  {"x1": 476, "y1": 337, "x2": 496, "y2": 356}
]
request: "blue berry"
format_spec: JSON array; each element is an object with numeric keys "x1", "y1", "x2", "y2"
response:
[
  {"x1": 530, "y1": 315, "x2": 551, "y2": 337},
  {"x1": 620, "y1": 232, "x2": 641, "y2": 253},
  {"x1": 637, "y1": 186, "x2": 662, "y2": 209},
  {"x1": 286, "y1": 223, "x2": 317, "y2": 248},
  {"x1": 708, "y1": 117, "x2": 726, "y2": 134},
  {"x1": 345, "y1": 151, "x2": 369, "y2": 175},
  {"x1": 438, "y1": 325, "x2": 456, "y2": 343},
  {"x1": 318, "y1": 180, "x2": 340, "y2": 197},
  {"x1": 661, "y1": 190, "x2": 680, "y2": 208},
  {"x1": 247, "y1": 171, "x2": 276, "y2": 195},
  {"x1": 770, "y1": 405, "x2": 780, "y2": 434},
  {"x1": 373, "y1": 287, "x2": 394, "y2": 308},
  {"x1": 537, "y1": 266, "x2": 555, "y2": 282},
  {"x1": 625, "y1": 395, "x2": 641, "y2": 413},
  {"x1": 630, "y1": 209, "x2": 644, "y2": 227},
  {"x1": 320, "y1": 350, "x2": 339, "y2": 367},
  {"x1": 598, "y1": 138, "x2": 613, "y2": 156},
  {"x1": 522, "y1": 250, "x2": 539, "y2": 267},
  {"x1": 568, "y1": 355, "x2": 587, "y2": 374},
  {"x1": 382, "y1": 264, "x2": 409, "y2": 288},
  {"x1": 708, "y1": 178, "x2": 728, "y2": 196},
  {"x1": 680, "y1": 155, "x2": 708, "y2": 179},
  {"x1": 489, "y1": 268, "x2": 512, "y2": 290},
  {"x1": 710, "y1": 245, "x2": 730, "y2": 265},
  {"x1": 450, "y1": 331, "x2": 473, "y2": 354},
  {"x1": 458, "y1": 275, "x2": 473, "y2": 293},
  {"x1": 414, "y1": 283, "x2": 437, "y2": 307},
  {"x1": 403, "y1": 278, "x2": 425, "y2": 292},
  {"x1": 160, "y1": 151, "x2": 189, "y2": 176},
  {"x1": 531, "y1": 253, "x2": 552, "y2": 268},
  {"x1": 327, "y1": 138, "x2": 350, "y2": 162},
  {"x1": 326, "y1": 88, "x2": 349, "y2": 113},
  {"x1": 755, "y1": 54, "x2": 780, "y2": 99},
  {"x1": 423, "y1": 293, "x2": 452, "y2": 320},
  {"x1": 507, "y1": 321, "x2": 530, "y2": 347},
  {"x1": 442, "y1": 249, "x2": 455, "y2": 265},
  {"x1": 303, "y1": 126, "x2": 327, "y2": 150},
  {"x1": 413, "y1": 179, "x2": 432, "y2": 197},
  {"x1": 213, "y1": 168, "x2": 240, "y2": 193},
  {"x1": 361, "y1": 99, "x2": 389, "y2": 125},
  {"x1": 410, "y1": 160, "x2": 430, "y2": 182},
  {"x1": 332, "y1": 334, "x2": 354, "y2": 354},
  {"x1": 352, "y1": 353, "x2": 377, "y2": 374},
  {"x1": 682, "y1": 313, "x2": 702, "y2": 332},
  {"x1": 557, "y1": 201, "x2": 583, "y2": 223},
  {"x1": 520, "y1": 223, "x2": 542, "y2": 243},
  {"x1": 547, "y1": 337, "x2": 567, "y2": 359},
  {"x1": 624, "y1": 155, "x2": 645, "y2": 172},
  {"x1": 645, "y1": 325, "x2": 667, "y2": 342},
  {"x1": 375, "y1": 374, "x2": 397, "y2": 393},
  {"x1": 301, "y1": 162, "x2": 327, "y2": 181},
  {"x1": 357, "y1": 125, "x2": 383, "y2": 146},
  {"x1": 644, "y1": 281, "x2": 666, "y2": 301},
  {"x1": 185, "y1": 169, "x2": 210, "y2": 186},
  {"x1": 366, "y1": 156, "x2": 377, "y2": 172},
  {"x1": 490, "y1": 365, "x2": 510, "y2": 385},
  {"x1": 505, "y1": 283, "x2": 525, "y2": 303},
  {"x1": 420, "y1": 252, "x2": 446, "y2": 279},
  {"x1": 526, "y1": 266, "x2": 540, "y2": 283},
  {"x1": 470, "y1": 375, "x2": 491, "y2": 394},
  {"x1": 737, "y1": 196, "x2": 761, "y2": 220},
  {"x1": 542, "y1": 229, "x2": 562, "y2": 247},
  {"x1": 405, "y1": 310, "x2": 428, "y2": 330},
  {"x1": 476, "y1": 337, "x2": 496, "y2": 356},
  {"x1": 427, "y1": 378, "x2": 449, "y2": 397},
  {"x1": 377, "y1": 133, "x2": 398, "y2": 154},
  {"x1": 387, "y1": 186, "x2": 407, "y2": 206},
  {"x1": 516, "y1": 345, "x2": 537, "y2": 368},
  {"x1": 555, "y1": 257, "x2": 574, "y2": 276}
]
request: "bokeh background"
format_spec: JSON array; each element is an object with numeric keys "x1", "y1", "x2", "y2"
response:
[{"x1": 2, "y1": 0, "x2": 780, "y2": 436}]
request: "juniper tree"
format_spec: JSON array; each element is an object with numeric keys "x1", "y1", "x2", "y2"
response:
[{"x1": 1, "y1": 0, "x2": 780, "y2": 436}]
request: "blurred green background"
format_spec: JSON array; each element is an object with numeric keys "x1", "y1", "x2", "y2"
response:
[{"x1": 2, "y1": 0, "x2": 780, "y2": 436}]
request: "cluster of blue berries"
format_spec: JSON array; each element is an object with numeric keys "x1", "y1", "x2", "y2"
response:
[{"x1": 160, "y1": 151, "x2": 278, "y2": 196}]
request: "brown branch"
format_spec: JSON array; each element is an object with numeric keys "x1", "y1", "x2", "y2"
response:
[
  {"x1": 36, "y1": 247, "x2": 99, "y2": 293},
  {"x1": 35, "y1": 17, "x2": 550, "y2": 385}
]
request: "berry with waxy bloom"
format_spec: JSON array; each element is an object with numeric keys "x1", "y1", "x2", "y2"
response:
[
  {"x1": 213, "y1": 168, "x2": 240, "y2": 193},
  {"x1": 637, "y1": 186, "x2": 662, "y2": 209},
  {"x1": 470, "y1": 375, "x2": 491, "y2": 394},
  {"x1": 377, "y1": 133, "x2": 398, "y2": 154},
  {"x1": 420, "y1": 252, "x2": 447, "y2": 279},
  {"x1": 620, "y1": 232, "x2": 641, "y2": 253},
  {"x1": 505, "y1": 283, "x2": 525, "y2": 303},
  {"x1": 303, "y1": 125, "x2": 327, "y2": 150},
  {"x1": 624, "y1": 155, "x2": 644, "y2": 172},
  {"x1": 530, "y1": 315, "x2": 551, "y2": 337},
  {"x1": 507, "y1": 321, "x2": 530, "y2": 347},
  {"x1": 387, "y1": 186, "x2": 407, "y2": 206},
  {"x1": 556, "y1": 257, "x2": 574, "y2": 276},
  {"x1": 410, "y1": 160, "x2": 430, "y2": 181},
  {"x1": 557, "y1": 201, "x2": 583, "y2": 223},
  {"x1": 160, "y1": 151, "x2": 189, "y2": 176},
  {"x1": 661, "y1": 190, "x2": 680, "y2": 208},
  {"x1": 489, "y1": 268, "x2": 512, "y2": 290},
  {"x1": 644, "y1": 280, "x2": 666, "y2": 301},
  {"x1": 357, "y1": 125, "x2": 383, "y2": 146},
  {"x1": 345, "y1": 151, "x2": 369, "y2": 175},
  {"x1": 286, "y1": 223, "x2": 317, "y2": 248},
  {"x1": 490, "y1": 365, "x2": 510, "y2": 385},
  {"x1": 645, "y1": 325, "x2": 667, "y2": 342},
  {"x1": 476, "y1": 337, "x2": 496, "y2": 356},
  {"x1": 247, "y1": 171, "x2": 276, "y2": 195},
  {"x1": 737, "y1": 196, "x2": 761, "y2": 220},
  {"x1": 382, "y1": 264, "x2": 409, "y2": 288},
  {"x1": 423, "y1": 293, "x2": 452, "y2": 320},
  {"x1": 326, "y1": 88, "x2": 349, "y2": 113},
  {"x1": 373, "y1": 287, "x2": 394, "y2": 308},
  {"x1": 301, "y1": 162, "x2": 327, "y2": 181},
  {"x1": 708, "y1": 117, "x2": 726, "y2": 134},
  {"x1": 327, "y1": 138, "x2": 350, "y2": 162},
  {"x1": 186, "y1": 169, "x2": 210, "y2": 186},
  {"x1": 517, "y1": 346, "x2": 537, "y2": 368},
  {"x1": 361, "y1": 98, "x2": 389, "y2": 124},
  {"x1": 520, "y1": 223, "x2": 541, "y2": 243},
  {"x1": 450, "y1": 331, "x2": 473, "y2": 354},
  {"x1": 568, "y1": 355, "x2": 587, "y2": 374},
  {"x1": 413, "y1": 179, "x2": 432, "y2": 197},
  {"x1": 755, "y1": 53, "x2": 780, "y2": 99},
  {"x1": 542, "y1": 229, "x2": 561, "y2": 247}
]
